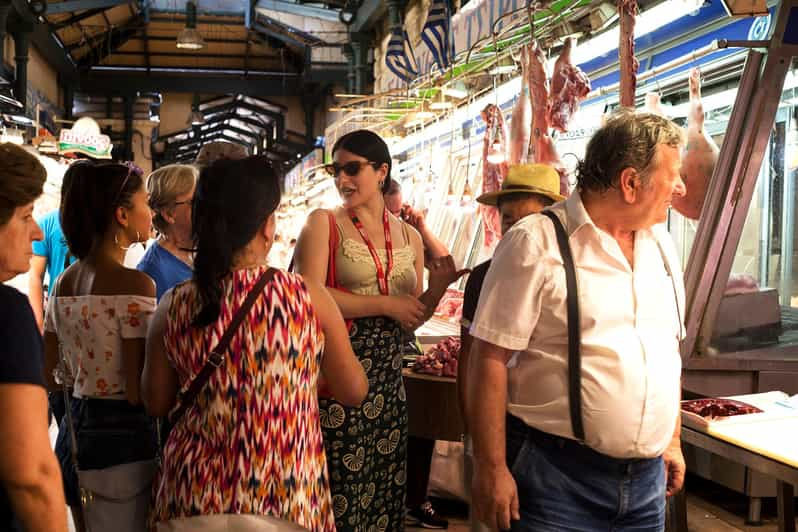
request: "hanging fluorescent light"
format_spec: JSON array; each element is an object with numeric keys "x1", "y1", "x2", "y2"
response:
[{"x1": 177, "y1": 1, "x2": 205, "y2": 50}]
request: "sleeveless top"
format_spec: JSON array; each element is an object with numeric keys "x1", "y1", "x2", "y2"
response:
[
  {"x1": 333, "y1": 219, "x2": 417, "y2": 296},
  {"x1": 151, "y1": 267, "x2": 334, "y2": 532}
]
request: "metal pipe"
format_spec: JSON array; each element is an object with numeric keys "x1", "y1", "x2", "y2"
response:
[{"x1": 585, "y1": 40, "x2": 721, "y2": 99}]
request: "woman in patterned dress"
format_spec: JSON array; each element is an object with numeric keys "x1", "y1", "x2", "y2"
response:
[
  {"x1": 294, "y1": 130, "x2": 466, "y2": 532},
  {"x1": 142, "y1": 156, "x2": 367, "y2": 531}
]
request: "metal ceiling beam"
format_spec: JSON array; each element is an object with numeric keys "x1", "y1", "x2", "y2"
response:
[
  {"x1": 200, "y1": 100, "x2": 284, "y2": 139},
  {"x1": 255, "y1": 1, "x2": 339, "y2": 23},
  {"x1": 111, "y1": 50, "x2": 280, "y2": 59},
  {"x1": 128, "y1": 35, "x2": 248, "y2": 44},
  {"x1": 252, "y1": 21, "x2": 305, "y2": 49},
  {"x1": 349, "y1": 0, "x2": 384, "y2": 33},
  {"x1": 9, "y1": 1, "x2": 77, "y2": 79},
  {"x1": 148, "y1": 15, "x2": 243, "y2": 25},
  {"x1": 78, "y1": 70, "x2": 300, "y2": 95},
  {"x1": 46, "y1": 0, "x2": 133, "y2": 14},
  {"x1": 76, "y1": 13, "x2": 144, "y2": 67},
  {"x1": 52, "y1": 7, "x2": 108, "y2": 29}
]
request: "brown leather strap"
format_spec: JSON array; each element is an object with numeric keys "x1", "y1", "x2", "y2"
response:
[{"x1": 168, "y1": 268, "x2": 276, "y2": 425}]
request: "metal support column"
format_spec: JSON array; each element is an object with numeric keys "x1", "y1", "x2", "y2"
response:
[
  {"x1": 123, "y1": 94, "x2": 134, "y2": 162},
  {"x1": 63, "y1": 84, "x2": 74, "y2": 121},
  {"x1": 12, "y1": 27, "x2": 29, "y2": 112},
  {"x1": 0, "y1": 1, "x2": 12, "y2": 75}
]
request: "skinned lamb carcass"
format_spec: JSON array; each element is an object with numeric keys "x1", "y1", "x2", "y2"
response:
[
  {"x1": 549, "y1": 37, "x2": 591, "y2": 132},
  {"x1": 480, "y1": 104, "x2": 509, "y2": 247},
  {"x1": 527, "y1": 40, "x2": 568, "y2": 195},
  {"x1": 509, "y1": 45, "x2": 532, "y2": 165},
  {"x1": 671, "y1": 68, "x2": 720, "y2": 220}
]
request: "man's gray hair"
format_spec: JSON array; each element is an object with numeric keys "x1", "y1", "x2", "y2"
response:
[{"x1": 576, "y1": 110, "x2": 685, "y2": 193}]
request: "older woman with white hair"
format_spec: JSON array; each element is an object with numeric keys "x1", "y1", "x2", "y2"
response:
[{"x1": 137, "y1": 164, "x2": 198, "y2": 300}]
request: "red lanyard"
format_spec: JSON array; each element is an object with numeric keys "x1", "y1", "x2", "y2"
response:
[{"x1": 348, "y1": 208, "x2": 393, "y2": 295}]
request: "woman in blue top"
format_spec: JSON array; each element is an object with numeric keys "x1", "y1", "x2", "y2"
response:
[{"x1": 137, "y1": 164, "x2": 197, "y2": 300}]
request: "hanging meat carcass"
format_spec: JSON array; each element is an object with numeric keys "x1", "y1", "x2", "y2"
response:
[
  {"x1": 549, "y1": 37, "x2": 591, "y2": 132},
  {"x1": 527, "y1": 40, "x2": 569, "y2": 195},
  {"x1": 619, "y1": 0, "x2": 639, "y2": 108},
  {"x1": 480, "y1": 104, "x2": 508, "y2": 247},
  {"x1": 509, "y1": 45, "x2": 532, "y2": 165},
  {"x1": 671, "y1": 68, "x2": 720, "y2": 220}
]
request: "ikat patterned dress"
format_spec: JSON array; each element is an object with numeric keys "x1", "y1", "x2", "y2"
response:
[
  {"x1": 320, "y1": 228, "x2": 417, "y2": 532},
  {"x1": 150, "y1": 267, "x2": 335, "y2": 532}
]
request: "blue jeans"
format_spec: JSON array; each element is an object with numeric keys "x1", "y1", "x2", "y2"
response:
[{"x1": 506, "y1": 415, "x2": 666, "y2": 532}]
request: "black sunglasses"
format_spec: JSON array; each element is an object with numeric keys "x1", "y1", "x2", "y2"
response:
[{"x1": 324, "y1": 160, "x2": 379, "y2": 178}]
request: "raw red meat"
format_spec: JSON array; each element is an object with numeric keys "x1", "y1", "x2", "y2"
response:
[
  {"x1": 671, "y1": 68, "x2": 720, "y2": 220},
  {"x1": 413, "y1": 336, "x2": 461, "y2": 378},
  {"x1": 725, "y1": 273, "x2": 758, "y2": 295},
  {"x1": 681, "y1": 398, "x2": 762, "y2": 419},
  {"x1": 509, "y1": 45, "x2": 532, "y2": 165},
  {"x1": 618, "y1": 0, "x2": 639, "y2": 108},
  {"x1": 549, "y1": 37, "x2": 591, "y2": 133},
  {"x1": 480, "y1": 104, "x2": 508, "y2": 247},
  {"x1": 527, "y1": 40, "x2": 568, "y2": 195}
]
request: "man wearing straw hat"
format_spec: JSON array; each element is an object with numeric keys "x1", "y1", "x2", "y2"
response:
[
  {"x1": 459, "y1": 163, "x2": 564, "y2": 532},
  {"x1": 468, "y1": 111, "x2": 687, "y2": 531}
]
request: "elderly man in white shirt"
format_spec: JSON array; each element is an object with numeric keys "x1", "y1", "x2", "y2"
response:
[{"x1": 468, "y1": 111, "x2": 688, "y2": 532}]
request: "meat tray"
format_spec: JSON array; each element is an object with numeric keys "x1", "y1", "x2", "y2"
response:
[{"x1": 680, "y1": 391, "x2": 794, "y2": 430}]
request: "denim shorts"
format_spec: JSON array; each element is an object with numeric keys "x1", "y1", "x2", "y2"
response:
[
  {"x1": 55, "y1": 397, "x2": 157, "y2": 507},
  {"x1": 506, "y1": 415, "x2": 666, "y2": 532}
]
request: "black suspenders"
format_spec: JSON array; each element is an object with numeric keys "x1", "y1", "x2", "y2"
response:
[{"x1": 540, "y1": 210, "x2": 585, "y2": 442}]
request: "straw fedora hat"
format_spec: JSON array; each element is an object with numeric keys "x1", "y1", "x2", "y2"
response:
[{"x1": 476, "y1": 163, "x2": 565, "y2": 206}]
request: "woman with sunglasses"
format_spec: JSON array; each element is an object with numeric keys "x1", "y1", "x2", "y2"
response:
[
  {"x1": 43, "y1": 161, "x2": 158, "y2": 532},
  {"x1": 295, "y1": 129, "x2": 466, "y2": 532},
  {"x1": 137, "y1": 164, "x2": 198, "y2": 301}
]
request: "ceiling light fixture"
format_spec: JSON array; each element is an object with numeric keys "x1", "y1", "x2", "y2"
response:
[{"x1": 177, "y1": 0, "x2": 205, "y2": 50}]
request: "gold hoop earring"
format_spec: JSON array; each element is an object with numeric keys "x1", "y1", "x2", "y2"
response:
[{"x1": 115, "y1": 231, "x2": 141, "y2": 251}]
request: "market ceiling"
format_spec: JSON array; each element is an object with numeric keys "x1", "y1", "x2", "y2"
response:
[{"x1": 4, "y1": 0, "x2": 383, "y2": 95}]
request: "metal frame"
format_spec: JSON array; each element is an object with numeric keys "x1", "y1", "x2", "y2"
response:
[
  {"x1": 256, "y1": 1, "x2": 340, "y2": 22},
  {"x1": 46, "y1": 0, "x2": 132, "y2": 14},
  {"x1": 673, "y1": 428, "x2": 797, "y2": 532},
  {"x1": 681, "y1": 0, "x2": 798, "y2": 365}
]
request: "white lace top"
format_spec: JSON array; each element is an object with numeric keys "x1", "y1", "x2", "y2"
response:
[
  {"x1": 334, "y1": 235, "x2": 417, "y2": 297},
  {"x1": 45, "y1": 294, "x2": 155, "y2": 398}
]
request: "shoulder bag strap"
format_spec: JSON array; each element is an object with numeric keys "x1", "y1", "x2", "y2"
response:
[
  {"x1": 51, "y1": 276, "x2": 81, "y2": 474},
  {"x1": 326, "y1": 211, "x2": 339, "y2": 288},
  {"x1": 168, "y1": 268, "x2": 276, "y2": 425},
  {"x1": 540, "y1": 210, "x2": 585, "y2": 442}
]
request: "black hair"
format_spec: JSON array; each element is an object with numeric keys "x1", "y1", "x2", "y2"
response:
[
  {"x1": 496, "y1": 192, "x2": 555, "y2": 210},
  {"x1": 192, "y1": 156, "x2": 282, "y2": 327},
  {"x1": 331, "y1": 129, "x2": 392, "y2": 194},
  {"x1": 60, "y1": 161, "x2": 143, "y2": 260}
]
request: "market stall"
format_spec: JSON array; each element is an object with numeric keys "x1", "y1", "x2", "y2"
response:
[{"x1": 316, "y1": 0, "x2": 798, "y2": 515}]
